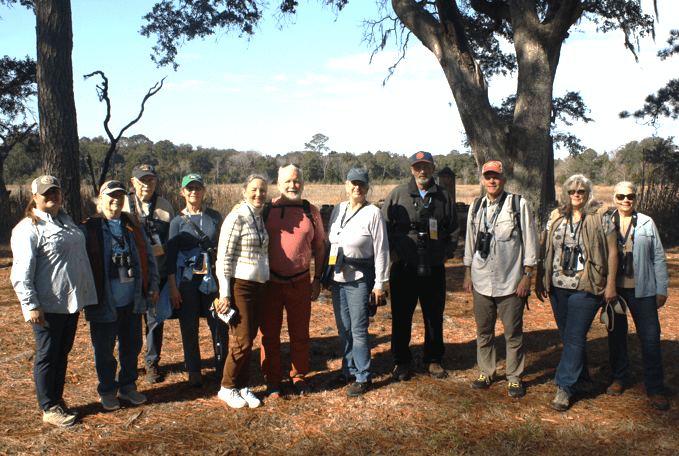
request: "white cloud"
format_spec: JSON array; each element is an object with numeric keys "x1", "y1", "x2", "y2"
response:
[
  {"x1": 274, "y1": 73, "x2": 286, "y2": 80},
  {"x1": 265, "y1": 87, "x2": 278, "y2": 92}
]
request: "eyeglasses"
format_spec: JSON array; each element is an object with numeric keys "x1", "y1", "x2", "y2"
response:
[
  {"x1": 185, "y1": 186, "x2": 203, "y2": 192},
  {"x1": 568, "y1": 189, "x2": 586, "y2": 196},
  {"x1": 615, "y1": 193, "x2": 636, "y2": 201}
]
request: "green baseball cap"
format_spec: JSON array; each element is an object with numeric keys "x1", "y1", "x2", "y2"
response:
[{"x1": 181, "y1": 174, "x2": 204, "y2": 188}]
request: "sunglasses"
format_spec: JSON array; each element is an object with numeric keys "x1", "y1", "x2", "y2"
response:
[
  {"x1": 185, "y1": 186, "x2": 203, "y2": 192},
  {"x1": 615, "y1": 193, "x2": 636, "y2": 201},
  {"x1": 568, "y1": 189, "x2": 586, "y2": 196}
]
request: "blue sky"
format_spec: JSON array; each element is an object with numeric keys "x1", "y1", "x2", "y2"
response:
[{"x1": 2, "y1": 0, "x2": 678, "y2": 158}]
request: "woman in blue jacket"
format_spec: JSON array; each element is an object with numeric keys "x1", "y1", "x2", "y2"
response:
[
  {"x1": 606, "y1": 181, "x2": 669, "y2": 410},
  {"x1": 82, "y1": 181, "x2": 160, "y2": 412}
]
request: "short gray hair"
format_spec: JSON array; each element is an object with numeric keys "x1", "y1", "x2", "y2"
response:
[
  {"x1": 278, "y1": 164, "x2": 304, "y2": 184},
  {"x1": 613, "y1": 181, "x2": 639, "y2": 211}
]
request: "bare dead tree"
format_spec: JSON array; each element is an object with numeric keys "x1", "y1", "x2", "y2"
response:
[{"x1": 83, "y1": 71, "x2": 166, "y2": 194}]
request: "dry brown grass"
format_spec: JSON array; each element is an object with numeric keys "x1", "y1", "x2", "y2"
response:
[{"x1": 1, "y1": 244, "x2": 678, "y2": 455}]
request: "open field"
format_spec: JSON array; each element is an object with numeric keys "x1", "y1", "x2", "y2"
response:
[{"x1": 0, "y1": 241, "x2": 678, "y2": 455}]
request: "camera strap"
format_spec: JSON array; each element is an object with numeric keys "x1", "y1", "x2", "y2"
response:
[
  {"x1": 104, "y1": 218, "x2": 129, "y2": 253},
  {"x1": 560, "y1": 214, "x2": 585, "y2": 255},
  {"x1": 613, "y1": 210, "x2": 636, "y2": 249},
  {"x1": 482, "y1": 192, "x2": 508, "y2": 233},
  {"x1": 340, "y1": 201, "x2": 366, "y2": 229},
  {"x1": 181, "y1": 212, "x2": 215, "y2": 252}
]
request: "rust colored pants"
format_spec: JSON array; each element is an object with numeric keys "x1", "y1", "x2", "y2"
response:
[
  {"x1": 221, "y1": 279, "x2": 266, "y2": 389},
  {"x1": 259, "y1": 278, "x2": 311, "y2": 384}
]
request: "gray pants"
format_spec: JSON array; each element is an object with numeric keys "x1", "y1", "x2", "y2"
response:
[{"x1": 473, "y1": 290, "x2": 525, "y2": 383}]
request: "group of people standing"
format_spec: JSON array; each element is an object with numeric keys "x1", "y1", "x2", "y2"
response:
[{"x1": 10, "y1": 153, "x2": 670, "y2": 427}]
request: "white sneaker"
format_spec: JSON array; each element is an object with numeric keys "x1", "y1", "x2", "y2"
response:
[
  {"x1": 218, "y1": 387, "x2": 247, "y2": 408},
  {"x1": 239, "y1": 387, "x2": 262, "y2": 408}
]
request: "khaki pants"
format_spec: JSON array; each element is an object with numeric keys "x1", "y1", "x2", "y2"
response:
[{"x1": 472, "y1": 290, "x2": 525, "y2": 383}]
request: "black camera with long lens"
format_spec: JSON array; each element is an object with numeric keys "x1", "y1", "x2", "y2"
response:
[
  {"x1": 618, "y1": 250, "x2": 634, "y2": 276},
  {"x1": 475, "y1": 230, "x2": 493, "y2": 260},
  {"x1": 110, "y1": 252, "x2": 134, "y2": 279},
  {"x1": 412, "y1": 210, "x2": 431, "y2": 277},
  {"x1": 561, "y1": 245, "x2": 582, "y2": 277}
]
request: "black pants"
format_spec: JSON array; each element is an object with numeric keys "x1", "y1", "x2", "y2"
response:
[
  {"x1": 390, "y1": 262, "x2": 446, "y2": 366},
  {"x1": 32, "y1": 312, "x2": 80, "y2": 410}
]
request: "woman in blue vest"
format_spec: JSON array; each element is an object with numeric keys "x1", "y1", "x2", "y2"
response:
[
  {"x1": 81, "y1": 180, "x2": 160, "y2": 412},
  {"x1": 166, "y1": 174, "x2": 227, "y2": 387}
]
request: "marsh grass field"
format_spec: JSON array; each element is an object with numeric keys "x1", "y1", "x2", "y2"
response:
[{"x1": 0, "y1": 182, "x2": 677, "y2": 455}]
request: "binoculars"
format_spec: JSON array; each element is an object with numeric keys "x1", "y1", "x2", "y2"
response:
[
  {"x1": 475, "y1": 230, "x2": 493, "y2": 260},
  {"x1": 110, "y1": 252, "x2": 134, "y2": 279},
  {"x1": 561, "y1": 245, "x2": 582, "y2": 277},
  {"x1": 618, "y1": 250, "x2": 634, "y2": 276}
]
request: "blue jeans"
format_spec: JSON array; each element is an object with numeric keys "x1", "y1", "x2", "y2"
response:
[
  {"x1": 32, "y1": 312, "x2": 80, "y2": 410},
  {"x1": 550, "y1": 288, "x2": 601, "y2": 396},
  {"x1": 332, "y1": 278, "x2": 372, "y2": 383},
  {"x1": 177, "y1": 275, "x2": 227, "y2": 373},
  {"x1": 89, "y1": 303, "x2": 143, "y2": 396},
  {"x1": 608, "y1": 288, "x2": 664, "y2": 395}
]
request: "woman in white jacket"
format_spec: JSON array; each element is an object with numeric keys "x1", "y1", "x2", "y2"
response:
[
  {"x1": 215, "y1": 174, "x2": 270, "y2": 408},
  {"x1": 326, "y1": 168, "x2": 390, "y2": 397}
]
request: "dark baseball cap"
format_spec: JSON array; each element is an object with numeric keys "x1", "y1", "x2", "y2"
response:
[
  {"x1": 410, "y1": 151, "x2": 434, "y2": 165},
  {"x1": 99, "y1": 180, "x2": 127, "y2": 196},
  {"x1": 132, "y1": 164, "x2": 157, "y2": 180},
  {"x1": 347, "y1": 168, "x2": 369, "y2": 184}
]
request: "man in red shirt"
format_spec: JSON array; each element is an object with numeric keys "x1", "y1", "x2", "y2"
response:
[{"x1": 260, "y1": 164, "x2": 326, "y2": 397}]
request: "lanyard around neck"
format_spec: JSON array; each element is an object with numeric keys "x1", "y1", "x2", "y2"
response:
[
  {"x1": 340, "y1": 202, "x2": 366, "y2": 229},
  {"x1": 245, "y1": 203, "x2": 264, "y2": 247}
]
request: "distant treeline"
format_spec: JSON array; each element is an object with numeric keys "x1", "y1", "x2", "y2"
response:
[{"x1": 3, "y1": 134, "x2": 672, "y2": 188}]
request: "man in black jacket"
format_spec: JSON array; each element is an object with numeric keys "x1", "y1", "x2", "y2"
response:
[{"x1": 381, "y1": 151, "x2": 459, "y2": 381}]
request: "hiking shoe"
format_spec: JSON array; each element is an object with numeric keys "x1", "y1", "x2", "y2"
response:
[
  {"x1": 294, "y1": 381, "x2": 311, "y2": 397},
  {"x1": 145, "y1": 362, "x2": 162, "y2": 384},
  {"x1": 392, "y1": 364, "x2": 411, "y2": 382},
  {"x1": 331, "y1": 374, "x2": 354, "y2": 386},
  {"x1": 187, "y1": 371, "x2": 203, "y2": 387},
  {"x1": 43, "y1": 405, "x2": 76, "y2": 427},
  {"x1": 266, "y1": 383, "x2": 282, "y2": 399},
  {"x1": 649, "y1": 394, "x2": 669, "y2": 411},
  {"x1": 239, "y1": 387, "x2": 262, "y2": 408},
  {"x1": 606, "y1": 381, "x2": 625, "y2": 396},
  {"x1": 218, "y1": 387, "x2": 247, "y2": 408},
  {"x1": 428, "y1": 362, "x2": 447, "y2": 379},
  {"x1": 471, "y1": 374, "x2": 492, "y2": 390},
  {"x1": 551, "y1": 386, "x2": 570, "y2": 411},
  {"x1": 573, "y1": 379, "x2": 593, "y2": 394},
  {"x1": 508, "y1": 382, "x2": 526, "y2": 399},
  {"x1": 100, "y1": 394, "x2": 121, "y2": 411},
  {"x1": 346, "y1": 381, "x2": 371, "y2": 397},
  {"x1": 119, "y1": 390, "x2": 147, "y2": 405}
]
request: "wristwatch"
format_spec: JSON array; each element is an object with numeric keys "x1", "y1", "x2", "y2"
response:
[{"x1": 523, "y1": 272, "x2": 533, "y2": 278}]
